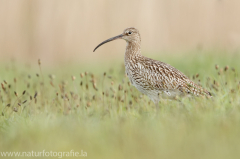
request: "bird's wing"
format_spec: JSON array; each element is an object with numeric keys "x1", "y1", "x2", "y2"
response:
[{"x1": 138, "y1": 57, "x2": 211, "y2": 97}]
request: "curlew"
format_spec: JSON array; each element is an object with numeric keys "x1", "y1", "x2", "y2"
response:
[{"x1": 93, "y1": 27, "x2": 211, "y2": 109}]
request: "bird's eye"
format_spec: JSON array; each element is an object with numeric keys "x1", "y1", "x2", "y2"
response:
[{"x1": 128, "y1": 31, "x2": 132, "y2": 35}]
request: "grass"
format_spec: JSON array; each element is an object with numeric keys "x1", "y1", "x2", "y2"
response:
[{"x1": 0, "y1": 51, "x2": 240, "y2": 159}]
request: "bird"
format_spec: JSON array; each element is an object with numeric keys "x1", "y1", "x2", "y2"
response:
[{"x1": 93, "y1": 27, "x2": 211, "y2": 109}]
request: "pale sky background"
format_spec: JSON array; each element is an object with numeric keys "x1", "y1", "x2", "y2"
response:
[{"x1": 0, "y1": 0, "x2": 240, "y2": 65}]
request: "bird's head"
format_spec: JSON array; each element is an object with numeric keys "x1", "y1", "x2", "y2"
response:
[{"x1": 93, "y1": 27, "x2": 141, "y2": 52}]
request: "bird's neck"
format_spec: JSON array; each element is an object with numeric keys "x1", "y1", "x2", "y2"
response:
[{"x1": 124, "y1": 41, "x2": 141, "y2": 62}]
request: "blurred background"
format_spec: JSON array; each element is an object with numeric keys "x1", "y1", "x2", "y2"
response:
[{"x1": 0, "y1": 0, "x2": 240, "y2": 66}]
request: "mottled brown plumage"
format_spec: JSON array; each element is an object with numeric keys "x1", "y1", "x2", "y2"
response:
[{"x1": 94, "y1": 27, "x2": 211, "y2": 107}]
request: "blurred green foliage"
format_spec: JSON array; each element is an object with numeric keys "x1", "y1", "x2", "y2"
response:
[{"x1": 0, "y1": 52, "x2": 240, "y2": 159}]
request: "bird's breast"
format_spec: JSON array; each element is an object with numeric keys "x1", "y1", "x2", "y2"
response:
[{"x1": 125, "y1": 61, "x2": 151, "y2": 92}]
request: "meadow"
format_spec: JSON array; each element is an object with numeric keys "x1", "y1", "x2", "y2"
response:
[{"x1": 0, "y1": 51, "x2": 240, "y2": 159}]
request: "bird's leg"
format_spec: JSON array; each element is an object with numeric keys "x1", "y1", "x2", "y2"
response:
[{"x1": 155, "y1": 93, "x2": 161, "y2": 114}]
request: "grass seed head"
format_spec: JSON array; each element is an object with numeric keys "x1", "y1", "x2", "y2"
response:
[
  {"x1": 215, "y1": 64, "x2": 219, "y2": 70},
  {"x1": 3, "y1": 80, "x2": 7, "y2": 84},
  {"x1": 50, "y1": 81, "x2": 54, "y2": 87},
  {"x1": 87, "y1": 102, "x2": 91, "y2": 107},
  {"x1": 64, "y1": 94, "x2": 69, "y2": 100},
  {"x1": 224, "y1": 65, "x2": 229, "y2": 71},
  {"x1": 86, "y1": 84, "x2": 88, "y2": 90},
  {"x1": 34, "y1": 92, "x2": 38, "y2": 98},
  {"x1": 1, "y1": 83, "x2": 5, "y2": 90},
  {"x1": 93, "y1": 83, "x2": 97, "y2": 91},
  {"x1": 72, "y1": 76, "x2": 76, "y2": 81},
  {"x1": 13, "y1": 107, "x2": 18, "y2": 112},
  {"x1": 22, "y1": 90, "x2": 26, "y2": 95},
  {"x1": 14, "y1": 91, "x2": 18, "y2": 97},
  {"x1": 106, "y1": 91, "x2": 109, "y2": 97},
  {"x1": 38, "y1": 59, "x2": 41, "y2": 65},
  {"x1": 129, "y1": 100, "x2": 132, "y2": 105},
  {"x1": 118, "y1": 84, "x2": 123, "y2": 91},
  {"x1": 80, "y1": 73, "x2": 84, "y2": 78}
]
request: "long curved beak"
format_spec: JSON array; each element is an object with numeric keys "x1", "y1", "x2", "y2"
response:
[{"x1": 93, "y1": 34, "x2": 123, "y2": 52}]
